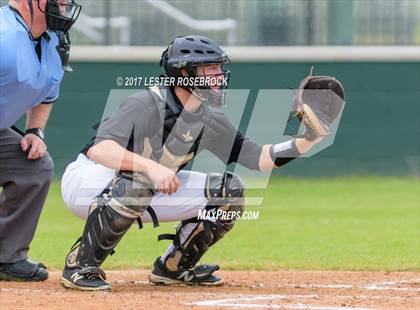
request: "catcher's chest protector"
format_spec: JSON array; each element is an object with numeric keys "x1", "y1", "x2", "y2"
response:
[{"x1": 147, "y1": 86, "x2": 212, "y2": 172}]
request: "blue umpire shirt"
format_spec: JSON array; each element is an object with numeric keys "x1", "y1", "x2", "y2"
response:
[{"x1": 0, "y1": 6, "x2": 64, "y2": 129}]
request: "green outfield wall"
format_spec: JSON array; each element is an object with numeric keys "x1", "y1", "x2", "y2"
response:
[{"x1": 31, "y1": 60, "x2": 419, "y2": 177}]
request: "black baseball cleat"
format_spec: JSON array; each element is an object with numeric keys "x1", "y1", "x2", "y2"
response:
[
  {"x1": 0, "y1": 258, "x2": 48, "y2": 282},
  {"x1": 148, "y1": 257, "x2": 224, "y2": 286},
  {"x1": 61, "y1": 266, "x2": 110, "y2": 291}
]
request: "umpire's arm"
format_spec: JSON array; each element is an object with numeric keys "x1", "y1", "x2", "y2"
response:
[
  {"x1": 26, "y1": 102, "x2": 53, "y2": 130},
  {"x1": 20, "y1": 103, "x2": 53, "y2": 160}
]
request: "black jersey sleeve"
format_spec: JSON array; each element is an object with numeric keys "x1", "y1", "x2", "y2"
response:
[
  {"x1": 93, "y1": 91, "x2": 160, "y2": 153},
  {"x1": 205, "y1": 111, "x2": 262, "y2": 171}
]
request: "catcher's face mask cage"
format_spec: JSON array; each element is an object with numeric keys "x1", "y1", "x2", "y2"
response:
[
  {"x1": 188, "y1": 63, "x2": 231, "y2": 108},
  {"x1": 38, "y1": 0, "x2": 82, "y2": 32},
  {"x1": 160, "y1": 35, "x2": 231, "y2": 108}
]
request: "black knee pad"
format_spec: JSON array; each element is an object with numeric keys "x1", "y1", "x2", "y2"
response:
[
  {"x1": 105, "y1": 172, "x2": 155, "y2": 218},
  {"x1": 205, "y1": 171, "x2": 245, "y2": 209}
]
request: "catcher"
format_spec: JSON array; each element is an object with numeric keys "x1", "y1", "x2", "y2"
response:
[{"x1": 60, "y1": 35, "x2": 344, "y2": 290}]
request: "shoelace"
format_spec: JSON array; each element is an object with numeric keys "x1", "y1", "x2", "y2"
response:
[{"x1": 78, "y1": 266, "x2": 106, "y2": 281}]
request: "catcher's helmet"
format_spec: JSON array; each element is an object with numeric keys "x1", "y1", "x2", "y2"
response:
[{"x1": 160, "y1": 35, "x2": 230, "y2": 107}]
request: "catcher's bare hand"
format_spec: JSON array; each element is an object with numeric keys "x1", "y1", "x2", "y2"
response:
[
  {"x1": 145, "y1": 161, "x2": 180, "y2": 195},
  {"x1": 20, "y1": 134, "x2": 47, "y2": 160}
]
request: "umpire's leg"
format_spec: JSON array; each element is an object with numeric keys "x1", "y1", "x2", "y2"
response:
[{"x1": 0, "y1": 128, "x2": 53, "y2": 264}]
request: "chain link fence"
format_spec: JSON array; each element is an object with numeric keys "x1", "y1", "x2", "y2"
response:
[{"x1": 1, "y1": 0, "x2": 419, "y2": 45}]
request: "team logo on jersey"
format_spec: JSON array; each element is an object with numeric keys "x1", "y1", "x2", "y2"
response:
[{"x1": 182, "y1": 130, "x2": 193, "y2": 142}]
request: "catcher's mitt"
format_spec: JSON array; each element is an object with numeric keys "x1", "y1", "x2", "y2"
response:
[{"x1": 293, "y1": 68, "x2": 345, "y2": 141}]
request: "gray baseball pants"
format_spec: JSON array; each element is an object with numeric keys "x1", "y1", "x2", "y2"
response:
[{"x1": 0, "y1": 128, "x2": 53, "y2": 263}]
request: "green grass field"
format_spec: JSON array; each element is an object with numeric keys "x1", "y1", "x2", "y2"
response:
[{"x1": 29, "y1": 177, "x2": 419, "y2": 271}]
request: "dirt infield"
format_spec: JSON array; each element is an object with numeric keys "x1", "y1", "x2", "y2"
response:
[{"x1": 0, "y1": 269, "x2": 419, "y2": 310}]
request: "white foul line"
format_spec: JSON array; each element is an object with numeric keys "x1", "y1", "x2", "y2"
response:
[
  {"x1": 280, "y1": 278, "x2": 420, "y2": 292},
  {"x1": 363, "y1": 278, "x2": 420, "y2": 291},
  {"x1": 187, "y1": 278, "x2": 420, "y2": 310},
  {"x1": 187, "y1": 295, "x2": 372, "y2": 310}
]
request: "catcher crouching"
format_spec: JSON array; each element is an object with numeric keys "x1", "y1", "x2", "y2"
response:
[{"x1": 60, "y1": 35, "x2": 345, "y2": 290}]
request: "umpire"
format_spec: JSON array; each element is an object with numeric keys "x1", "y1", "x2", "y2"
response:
[{"x1": 0, "y1": 0, "x2": 81, "y2": 281}]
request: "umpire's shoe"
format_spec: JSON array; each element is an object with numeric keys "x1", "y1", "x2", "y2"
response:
[
  {"x1": 149, "y1": 257, "x2": 224, "y2": 286},
  {"x1": 0, "y1": 258, "x2": 48, "y2": 281},
  {"x1": 61, "y1": 266, "x2": 110, "y2": 291}
]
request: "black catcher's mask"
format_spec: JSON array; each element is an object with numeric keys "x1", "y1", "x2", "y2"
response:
[
  {"x1": 28, "y1": 0, "x2": 82, "y2": 72},
  {"x1": 37, "y1": 0, "x2": 81, "y2": 32},
  {"x1": 160, "y1": 35, "x2": 231, "y2": 108}
]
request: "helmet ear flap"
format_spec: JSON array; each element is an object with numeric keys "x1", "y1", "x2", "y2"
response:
[
  {"x1": 159, "y1": 49, "x2": 167, "y2": 67},
  {"x1": 160, "y1": 44, "x2": 173, "y2": 67}
]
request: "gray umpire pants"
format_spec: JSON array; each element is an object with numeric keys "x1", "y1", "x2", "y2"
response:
[{"x1": 0, "y1": 128, "x2": 53, "y2": 263}]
